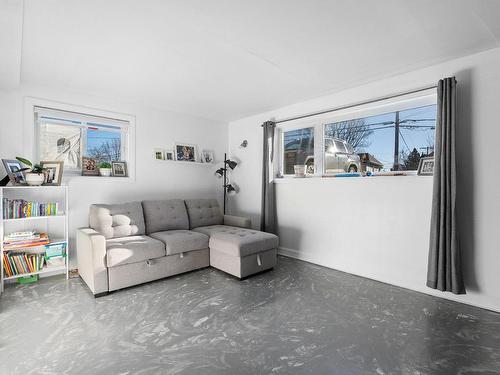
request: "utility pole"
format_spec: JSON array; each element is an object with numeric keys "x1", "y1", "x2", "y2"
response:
[{"x1": 393, "y1": 111, "x2": 400, "y2": 171}]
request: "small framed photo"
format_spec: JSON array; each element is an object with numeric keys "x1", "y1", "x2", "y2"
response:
[
  {"x1": 154, "y1": 149, "x2": 165, "y2": 160},
  {"x1": 165, "y1": 150, "x2": 174, "y2": 161},
  {"x1": 41, "y1": 161, "x2": 64, "y2": 185},
  {"x1": 82, "y1": 157, "x2": 99, "y2": 176},
  {"x1": 175, "y1": 143, "x2": 198, "y2": 162},
  {"x1": 112, "y1": 161, "x2": 127, "y2": 177},
  {"x1": 2, "y1": 159, "x2": 27, "y2": 185},
  {"x1": 417, "y1": 157, "x2": 434, "y2": 176},
  {"x1": 201, "y1": 150, "x2": 214, "y2": 164}
]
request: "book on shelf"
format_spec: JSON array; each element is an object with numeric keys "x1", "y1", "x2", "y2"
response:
[
  {"x1": 3, "y1": 232, "x2": 50, "y2": 250},
  {"x1": 2, "y1": 252, "x2": 45, "y2": 277},
  {"x1": 2, "y1": 198, "x2": 59, "y2": 219}
]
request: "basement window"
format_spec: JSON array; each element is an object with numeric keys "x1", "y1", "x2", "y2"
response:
[
  {"x1": 277, "y1": 89, "x2": 437, "y2": 177},
  {"x1": 35, "y1": 106, "x2": 130, "y2": 175}
]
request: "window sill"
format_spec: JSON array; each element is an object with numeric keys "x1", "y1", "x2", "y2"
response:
[{"x1": 273, "y1": 174, "x2": 432, "y2": 183}]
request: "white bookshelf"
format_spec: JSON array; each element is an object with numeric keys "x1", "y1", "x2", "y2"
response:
[{"x1": 0, "y1": 185, "x2": 69, "y2": 292}]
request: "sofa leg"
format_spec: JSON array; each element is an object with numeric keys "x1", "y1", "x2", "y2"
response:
[{"x1": 94, "y1": 291, "x2": 110, "y2": 298}]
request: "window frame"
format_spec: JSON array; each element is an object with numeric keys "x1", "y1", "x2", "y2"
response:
[
  {"x1": 276, "y1": 89, "x2": 437, "y2": 178},
  {"x1": 23, "y1": 97, "x2": 136, "y2": 182}
]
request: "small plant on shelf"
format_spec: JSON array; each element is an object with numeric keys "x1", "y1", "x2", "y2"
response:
[
  {"x1": 16, "y1": 157, "x2": 47, "y2": 186},
  {"x1": 98, "y1": 162, "x2": 112, "y2": 177}
]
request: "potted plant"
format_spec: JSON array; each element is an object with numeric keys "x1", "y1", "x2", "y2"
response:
[
  {"x1": 16, "y1": 157, "x2": 47, "y2": 186},
  {"x1": 99, "y1": 162, "x2": 112, "y2": 177}
]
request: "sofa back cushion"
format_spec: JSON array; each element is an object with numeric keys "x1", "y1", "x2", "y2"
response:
[
  {"x1": 184, "y1": 199, "x2": 223, "y2": 229},
  {"x1": 89, "y1": 202, "x2": 146, "y2": 239},
  {"x1": 142, "y1": 199, "x2": 189, "y2": 234}
]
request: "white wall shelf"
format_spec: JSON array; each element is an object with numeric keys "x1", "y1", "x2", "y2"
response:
[
  {"x1": 0, "y1": 185, "x2": 69, "y2": 293},
  {"x1": 154, "y1": 159, "x2": 214, "y2": 166}
]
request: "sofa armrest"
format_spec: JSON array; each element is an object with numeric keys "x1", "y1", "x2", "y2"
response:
[
  {"x1": 223, "y1": 215, "x2": 252, "y2": 229},
  {"x1": 76, "y1": 228, "x2": 108, "y2": 295}
]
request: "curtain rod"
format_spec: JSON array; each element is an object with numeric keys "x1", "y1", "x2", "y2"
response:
[{"x1": 267, "y1": 84, "x2": 438, "y2": 125}]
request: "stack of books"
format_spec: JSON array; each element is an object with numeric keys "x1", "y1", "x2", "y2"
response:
[
  {"x1": 3, "y1": 231, "x2": 50, "y2": 250},
  {"x1": 3, "y1": 252, "x2": 45, "y2": 277},
  {"x1": 2, "y1": 198, "x2": 59, "y2": 219}
]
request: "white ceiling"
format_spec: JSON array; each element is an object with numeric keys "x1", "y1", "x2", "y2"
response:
[{"x1": 2, "y1": 0, "x2": 500, "y2": 121}]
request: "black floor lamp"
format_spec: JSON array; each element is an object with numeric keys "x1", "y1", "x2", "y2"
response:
[{"x1": 215, "y1": 153, "x2": 238, "y2": 214}]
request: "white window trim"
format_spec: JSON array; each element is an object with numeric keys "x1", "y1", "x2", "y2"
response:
[
  {"x1": 276, "y1": 89, "x2": 437, "y2": 178},
  {"x1": 23, "y1": 97, "x2": 136, "y2": 182}
]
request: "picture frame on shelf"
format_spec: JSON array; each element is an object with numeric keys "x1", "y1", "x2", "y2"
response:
[
  {"x1": 175, "y1": 143, "x2": 198, "y2": 162},
  {"x1": 41, "y1": 161, "x2": 64, "y2": 185},
  {"x1": 417, "y1": 157, "x2": 434, "y2": 176},
  {"x1": 154, "y1": 149, "x2": 165, "y2": 160},
  {"x1": 112, "y1": 161, "x2": 127, "y2": 177},
  {"x1": 81, "y1": 157, "x2": 99, "y2": 176},
  {"x1": 2, "y1": 159, "x2": 27, "y2": 185},
  {"x1": 201, "y1": 150, "x2": 214, "y2": 164},
  {"x1": 165, "y1": 150, "x2": 174, "y2": 161}
]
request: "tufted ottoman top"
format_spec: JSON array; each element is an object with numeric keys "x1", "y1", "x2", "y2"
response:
[{"x1": 193, "y1": 225, "x2": 278, "y2": 257}]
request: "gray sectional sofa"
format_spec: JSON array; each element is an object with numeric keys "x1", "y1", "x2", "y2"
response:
[{"x1": 76, "y1": 198, "x2": 278, "y2": 296}]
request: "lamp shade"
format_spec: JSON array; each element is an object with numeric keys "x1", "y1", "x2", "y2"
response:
[
  {"x1": 226, "y1": 184, "x2": 237, "y2": 195},
  {"x1": 226, "y1": 159, "x2": 238, "y2": 170},
  {"x1": 215, "y1": 168, "x2": 224, "y2": 177}
]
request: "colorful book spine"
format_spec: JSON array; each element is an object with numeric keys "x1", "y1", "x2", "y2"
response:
[
  {"x1": 2, "y1": 252, "x2": 45, "y2": 277},
  {"x1": 2, "y1": 198, "x2": 59, "y2": 219}
]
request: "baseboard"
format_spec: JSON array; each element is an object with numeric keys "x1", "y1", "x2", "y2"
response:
[{"x1": 278, "y1": 247, "x2": 500, "y2": 314}]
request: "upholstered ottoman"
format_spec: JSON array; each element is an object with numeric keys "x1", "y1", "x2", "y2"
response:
[{"x1": 198, "y1": 226, "x2": 278, "y2": 278}]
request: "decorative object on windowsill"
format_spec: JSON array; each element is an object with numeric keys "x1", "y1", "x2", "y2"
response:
[
  {"x1": 82, "y1": 157, "x2": 99, "y2": 176},
  {"x1": 16, "y1": 157, "x2": 47, "y2": 186},
  {"x1": 201, "y1": 150, "x2": 214, "y2": 164},
  {"x1": 2, "y1": 159, "x2": 28, "y2": 186},
  {"x1": 175, "y1": 143, "x2": 198, "y2": 162},
  {"x1": 154, "y1": 149, "x2": 165, "y2": 160},
  {"x1": 40, "y1": 161, "x2": 64, "y2": 185},
  {"x1": 112, "y1": 161, "x2": 127, "y2": 177},
  {"x1": 240, "y1": 140, "x2": 248, "y2": 148},
  {"x1": 215, "y1": 153, "x2": 238, "y2": 214},
  {"x1": 98, "y1": 162, "x2": 112, "y2": 177},
  {"x1": 417, "y1": 156, "x2": 434, "y2": 176},
  {"x1": 294, "y1": 165, "x2": 306, "y2": 178}
]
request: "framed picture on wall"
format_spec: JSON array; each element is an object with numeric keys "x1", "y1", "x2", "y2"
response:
[
  {"x1": 165, "y1": 150, "x2": 174, "y2": 161},
  {"x1": 175, "y1": 143, "x2": 198, "y2": 162},
  {"x1": 417, "y1": 157, "x2": 434, "y2": 176},
  {"x1": 201, "y1": 150, "x2": 214, "y2": 164},
  {"x1": 154, "y1": 149, "x2": 165, "y2": 160}
]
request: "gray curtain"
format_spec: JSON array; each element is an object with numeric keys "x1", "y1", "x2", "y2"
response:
[
  {"x1": 261, "y1": 121, "x2": 277, "y2": 234},
  {"x1": 427, "y1": 77, "x2": 465, "y2": 294}
]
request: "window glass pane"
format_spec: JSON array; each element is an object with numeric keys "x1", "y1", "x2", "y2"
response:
[
  {"x1": 398, "y1": 105, "x2": 436, "y2": 170},
  {"x1": 283, "y1": 127, "x2": 314, "y2": 174},
  {"x1": 324, "y1": 104, "x2": 436, "y2": 173},
  {"x1": 39, "y1": 122, "x2": 82, "y2": 169},
  {"x1": 86, "y1": 129, "x2": 122, "y2": 163}
]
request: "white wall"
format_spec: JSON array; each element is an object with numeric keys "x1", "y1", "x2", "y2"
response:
[
  {"x1": 0, "y1": 84, "x2": 227, "y2": 267},
  {"x1": 228, "y1": 47, "x2": 500, "y2": 312}
]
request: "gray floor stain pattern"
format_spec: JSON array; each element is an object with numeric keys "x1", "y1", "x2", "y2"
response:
[{"x1": 1, "y1": 256, "x2": 500, "y2": 374}]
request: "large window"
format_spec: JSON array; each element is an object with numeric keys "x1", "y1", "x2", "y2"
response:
[
  {"x1": 278, "y1": 91, "x2": 437, "y2": 177},
  {"x1": 35, "y1": 107, "x2": 129, "y2": 173},
  {"x1": 324, "y1": 104, "x2": 436, "y2": 173}
]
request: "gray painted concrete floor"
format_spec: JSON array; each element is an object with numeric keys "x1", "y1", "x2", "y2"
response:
[{"x1": 1, "y1": 256, "x2": 500, "y2": 375}]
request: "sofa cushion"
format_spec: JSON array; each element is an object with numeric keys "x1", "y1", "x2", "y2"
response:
[
  {"x1": 106, "y1": 235, "x2": 166, "y2": 268},
  {"x1": 149, "y1": 230, "x2": 209, "y2": 255},
  {"x1": 184, "y1": 199, "x2": 223, "y2": 229},
  {"x1": 90, "y1": 202, "x2": 146, "y2": 239},
  {"x1": 192, "y1": 225, "x2": 279, "y2": 257},
  {"x1": 142, "y1": 199, "x2": 189, "y2": 234}
]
